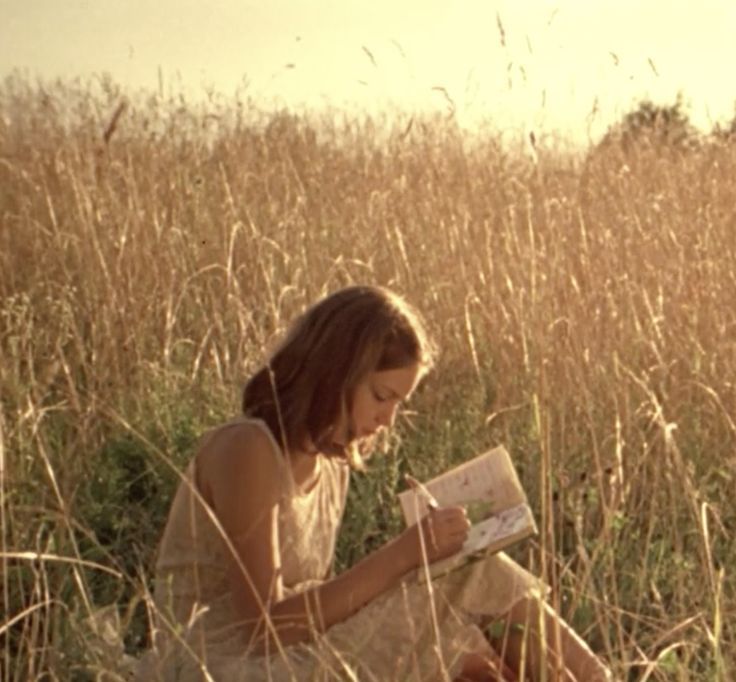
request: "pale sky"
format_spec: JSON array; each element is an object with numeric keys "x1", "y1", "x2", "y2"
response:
[{"x1": 2, "y1": 0, "x2": 736, "y2": 145}]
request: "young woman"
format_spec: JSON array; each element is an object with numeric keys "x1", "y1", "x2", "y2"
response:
[{"x1": 136, "y1": 286, "x2": 611, "y2": 681}]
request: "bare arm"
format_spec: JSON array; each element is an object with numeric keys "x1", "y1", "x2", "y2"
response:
[
  {"x1": 200, "y1": 423, "x2": 469, "y2": 654},
  {"x1": 261, "y1": 506, "x2": 468, "y2": 653}
]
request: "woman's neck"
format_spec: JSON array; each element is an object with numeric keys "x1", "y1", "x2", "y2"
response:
[{"x1": 288, "y1": 448, "x2": 322, "y2": 494}]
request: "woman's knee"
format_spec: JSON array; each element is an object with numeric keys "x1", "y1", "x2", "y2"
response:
[{"x1": 454, "y1": 650, "x2": 519, "y2": 682}]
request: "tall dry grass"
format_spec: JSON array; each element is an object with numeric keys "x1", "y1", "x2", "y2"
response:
[{"x1": 1, "y1": 75, "x2": 734, "y2": 679}]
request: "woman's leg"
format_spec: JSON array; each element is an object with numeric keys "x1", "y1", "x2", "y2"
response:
[
  {"x1": 453, "y1": 649, "x2": 519, "y2": 682},
  {"x1": 487, "y1": 596, "x2": 611, "y2": 682}
]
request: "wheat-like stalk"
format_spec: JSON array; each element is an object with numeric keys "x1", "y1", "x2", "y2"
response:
[{"x1": 1, "y1": 75, "x2": 734, "y2": 679}]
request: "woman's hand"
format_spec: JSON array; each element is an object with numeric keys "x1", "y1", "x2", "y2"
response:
[{"x1": 403, "y1": 506, "x2": 471, "y2": 567}]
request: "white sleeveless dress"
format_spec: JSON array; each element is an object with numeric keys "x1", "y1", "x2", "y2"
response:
[{"x1": 135, "y1": 418, "x2": 543, "y2": 681}]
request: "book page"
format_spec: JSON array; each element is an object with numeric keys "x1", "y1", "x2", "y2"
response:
[
  {"x1": 462, "y1": 503, "x2": 535, "y2": 553},
  {"x1": 399, "y1": 445, "x2": 538, "y2": 581},
  {"x1": 398, "y1": 445, "x2": 525, "y2": 526},
  {"x1": 420, "y1": 503, "x2": 537, "y2": 580}
]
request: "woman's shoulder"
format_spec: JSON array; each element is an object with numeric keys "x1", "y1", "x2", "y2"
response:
[
  {"x1": 196, "y1": 417, "x2": 287, "y2": 502},
  {"x1": 211, "y1": 416, "x2": 278, "y2": 447}
]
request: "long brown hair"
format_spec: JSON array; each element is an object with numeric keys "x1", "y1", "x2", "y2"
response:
[{"x1": 242, "y1": 285, "x2": 434, "y2": 466}]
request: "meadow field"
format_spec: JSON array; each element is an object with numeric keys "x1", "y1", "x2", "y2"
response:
[{"x1": 1, "y1": 76, "x2": 734, "y2": 680}]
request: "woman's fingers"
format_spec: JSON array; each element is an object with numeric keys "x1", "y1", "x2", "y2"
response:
[
  {"x1": 424, "y1": 506, "x2": 470, "y2": 558},
  {"x1": 435, "y1": 506, "x2": 471, "y2": 536},
  {"x1": 410, "y1": 505, "x2": 471, "y2": 564}
]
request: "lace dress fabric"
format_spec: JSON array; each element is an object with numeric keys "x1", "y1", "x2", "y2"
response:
[{"x1": 136, "y1": 418, "x2": 542, "y2": 681}]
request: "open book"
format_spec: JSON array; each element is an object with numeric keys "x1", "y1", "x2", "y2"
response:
[{"x1": 398, "y1": 445, "x2": 537, "y2": 579}]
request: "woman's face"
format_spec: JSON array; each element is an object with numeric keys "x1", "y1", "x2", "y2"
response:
[{"x1": 335, "y1": 363, "x2": 422, "y2": 445}]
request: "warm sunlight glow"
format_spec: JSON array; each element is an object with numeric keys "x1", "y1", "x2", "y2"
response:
[{"x1": 3, "y1": 0, "x2": 736, "y2": 145}]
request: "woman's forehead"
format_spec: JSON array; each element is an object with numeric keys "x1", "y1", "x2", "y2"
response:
[{"x1": 368, "y1": 364, "x2": 422, "y2": 398}]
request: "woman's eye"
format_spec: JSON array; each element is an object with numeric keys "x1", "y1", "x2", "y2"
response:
[{"x1": 373, "y1": 389, "x2": 389, "y2": 402}]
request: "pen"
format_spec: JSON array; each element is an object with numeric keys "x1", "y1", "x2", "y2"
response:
[{"x1": 404, "y1": 474, "x2": 440, "y2": 511}]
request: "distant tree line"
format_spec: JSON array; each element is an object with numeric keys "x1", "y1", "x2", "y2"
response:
[{"x1": 598, "y1": 95, "x2": 736, "y2": 152}]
